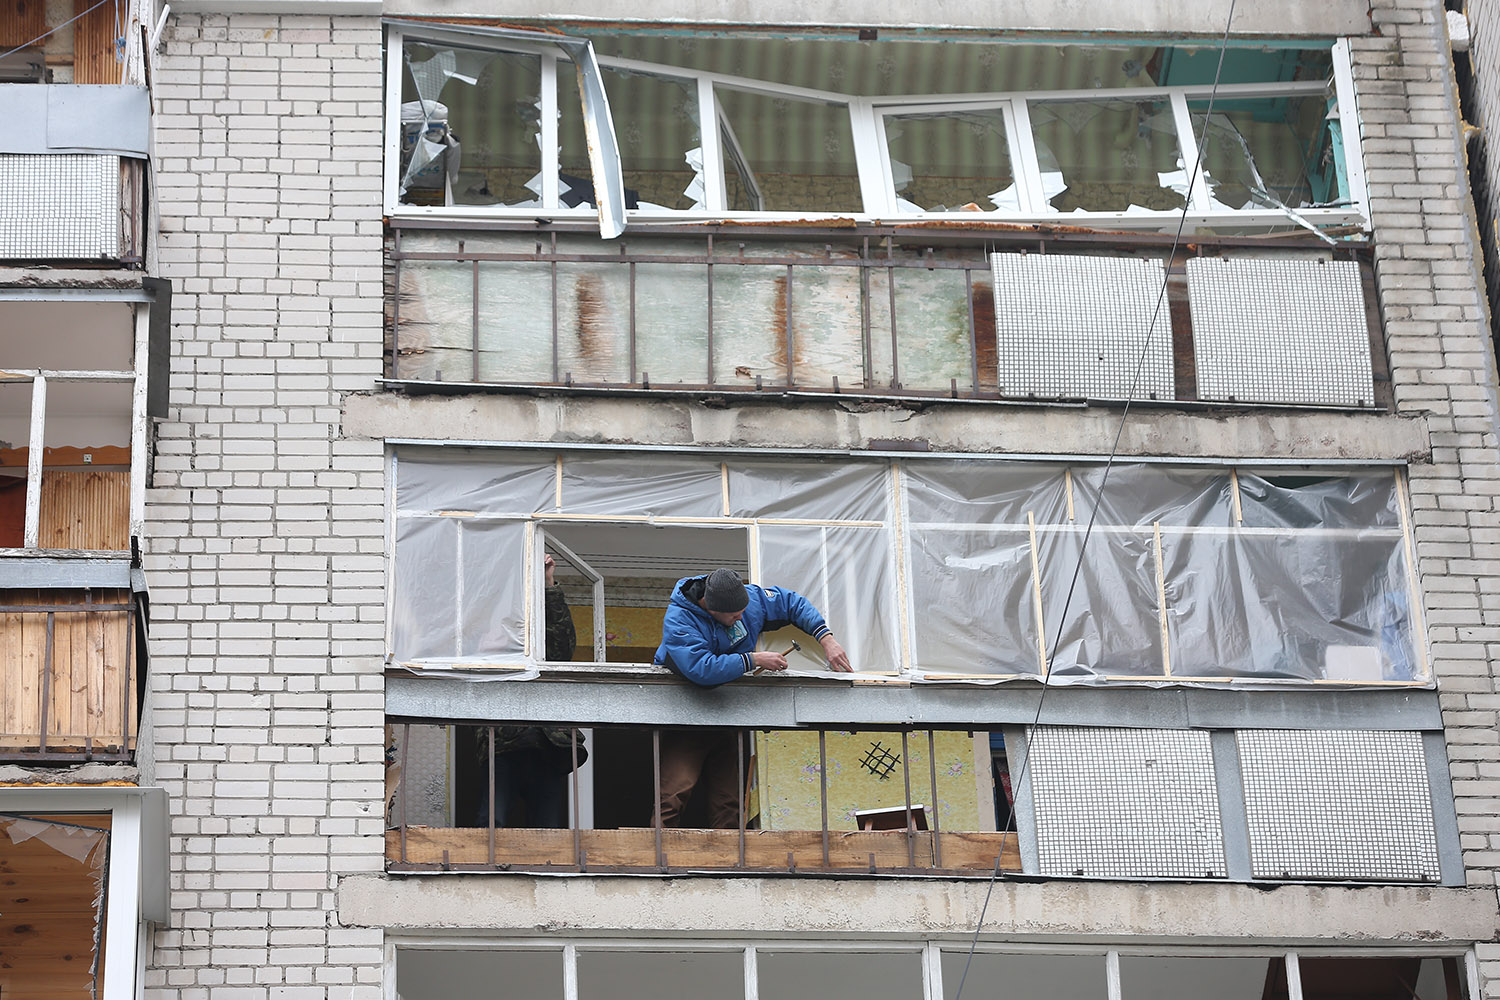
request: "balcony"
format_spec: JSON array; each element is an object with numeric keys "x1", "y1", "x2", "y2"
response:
[{"x1": 386, "y1": 224, "x2": 1387, "y2": 411}]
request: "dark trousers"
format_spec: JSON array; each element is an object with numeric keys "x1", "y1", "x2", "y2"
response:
[
  {"x1": 474, "y1": 747, "x2": 570, "y2": 828},
  {"x1": 658, "y1": 730, "x2": 744, "y2": 829}
]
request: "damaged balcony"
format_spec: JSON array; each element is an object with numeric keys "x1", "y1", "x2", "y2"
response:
[
  {"x1": 0, "y1": 292, "x2": 160, "y2": 763},
  {"x1": 386, "y1": 226, "x2": 1387, "y2": 409}
]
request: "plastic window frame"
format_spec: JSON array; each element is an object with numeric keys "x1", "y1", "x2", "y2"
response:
[
  {"x1": 383, "y1": 939, "x2": 1477, "y2": 1000},
  {"x1": 382, "y1": 25, "x2": 1365, "y2": 231}
]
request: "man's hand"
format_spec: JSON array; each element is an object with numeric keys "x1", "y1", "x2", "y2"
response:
[
  {"x1": 544, "y1": 553, "x2": 556, "y2": 588},
  {"x1": 821, "y1": 636, "x2": 853, "y2": 672},
  {"x1": 749, "y1": 650, "x2": 788, "y2": 672}
]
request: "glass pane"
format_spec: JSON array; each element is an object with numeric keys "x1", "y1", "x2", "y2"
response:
[
  {"x1": 577, "y1": 951, "x2": 742, "y2": 1000},
  {"x1": 397, "y1": 948, "x2": 564, "y2": 1000},
  {"x1": 758, "y1": 951, "x2": 923, "y2": 1000},
  {"x1": 1164, "y1": 531, "x2": 1415, "y2": 680},
  {"x1": 1296, "y1": 958, "x2": 1462, "y2": 1000},
  {"x1": 1191, "y1": 92, "x2": 1339, "y2": 211},
  {"x1": 1029, "y1": 98, "x2": 1186, "y2": 214},
  {"x1": 909, "y1": 528, "x2": 1039, "y2": 676},
  {"x1": 401, "y1": 41, "x2": 542, "y2": 207},
  {"x1": 1119, "y1": 956, "x2": 1274, "y2": 1000},
  {"x1": 885, "y1": 108, "x2": 1021, "y2": 212},
  {"x1": 715, "y1": 88, "x2": 861, "y2": 212},
  {"x1": 940, "y1": 952, "x2": 1106, "y2": 1000}
]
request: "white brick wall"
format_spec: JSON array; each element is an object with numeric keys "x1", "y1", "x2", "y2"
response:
[
  {"x1": 146, "y1": 13, "x2": 387, "y2": 999},
  {"x1": 1359, "y1": 1, "x2": 1500, "y2": 996}
]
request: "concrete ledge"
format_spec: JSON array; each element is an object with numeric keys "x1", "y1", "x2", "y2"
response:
[
  {"x1": 345, "y1": 391, "x2": 1431, "y2": 464},
  {"x1": 340, "y1": 874, "x2": 1498, "y2": 945}
]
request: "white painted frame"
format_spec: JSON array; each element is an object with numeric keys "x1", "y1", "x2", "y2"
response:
[
  {"x1": 0, "y1": 786, "x2": 169, "y2": 1000},
  {"x1": 382, "y1": 937, "x2": 1475, "y2": 1000},
  {"x1": 382, "y1": 25, "x2": 1365, "y2": 232}
]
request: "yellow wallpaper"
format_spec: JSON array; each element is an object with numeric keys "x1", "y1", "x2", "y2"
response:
[{"x1": 755, "y1": 730, "x2": 988, "y2": 832}]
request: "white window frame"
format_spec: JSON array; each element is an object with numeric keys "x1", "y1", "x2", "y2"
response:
[
  {"x1": 0, "y1": 292, "x2": 150, "y2": 555},
  {"x1": 383, "y1": 27, "x2": 1367, "y2": 233},
  {"x1": 0, "y1": 786, "x2": 168, "y2": 1000}
]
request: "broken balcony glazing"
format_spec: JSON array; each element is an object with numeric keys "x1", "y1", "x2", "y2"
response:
[
  {"x1": 883, "y1": 108, "x2": 1022, "y2": 213},
  {"x1": 1190, "y1": 93, "x2": 1341, "y2": 212},
  {"x1": 1028, "y1": 98, "x2": 1186, "y2": 214},
  {"x1": 713, "y1": 87, "x2": 862, "y2": 213},
  {"x1": 390, "y1": 448, "x2": 1425, "y2": 686}
]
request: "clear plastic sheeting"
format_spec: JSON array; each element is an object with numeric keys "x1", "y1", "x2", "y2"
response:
[{"x1": 390, "y1": 448, "x2": 1425, "y2": 686}]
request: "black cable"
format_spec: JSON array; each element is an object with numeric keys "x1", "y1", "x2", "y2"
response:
[{"x1": 952, "y1": 6, "x2": 1240, "y2": 997}]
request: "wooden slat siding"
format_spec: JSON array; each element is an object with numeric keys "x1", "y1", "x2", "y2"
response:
[
  {"x1": 388, "y1": 827, "x2": 1022, "y2": 873},
  {"x1": 71, "y1": 0, "x2": 121, "y2": 84},
  {"x1": 0, "y1": 0, "x2": 46, "y2": 48},
  {"x1": 40, "y1": 470, "x2": 130, "y2": 551},
  {"x1": 0, "y1": 590, "x2": 130, "y2": 750},
  {"x1": 0, "y1": 814, "x2": 108, "y2": 1000}
]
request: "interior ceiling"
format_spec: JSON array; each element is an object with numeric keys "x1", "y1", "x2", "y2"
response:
[
  {"x1": 0, "y1": 302, "x2": 134, "y2": 372},
  {"x1": 0, "y1": 814, "x2": 110, "y2": 1000}
]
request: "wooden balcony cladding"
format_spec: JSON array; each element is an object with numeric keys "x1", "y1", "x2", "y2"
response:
[
  {"x1": 0, "y1": 590, "x2": 136, "y2": 759},
  {"x1": 0, "y1": 0, "x2": 46, "y2": 48},
  {"x1": 71, "y1": 0, "x2": 120, "y2": 85},
  {"x1": 0, "y1": 449, "x2": 130, "y2": 550}
]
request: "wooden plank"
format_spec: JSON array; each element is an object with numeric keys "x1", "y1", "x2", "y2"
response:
[
  {"x1": 0, "y1": 0, "x2": 47, "y2": 48},
  {"x1": 40, "y1": 471, "x2": 129, "y2": 551},
  {"x1": 387, "y1": 827, "x2": 1022, "y2": 873},
  {"x1": 71, "y1": 0, "x2": 121, "y2": 85},
  {"x1": 0, "y1": 593, "x2": 131, "y2": 750}
]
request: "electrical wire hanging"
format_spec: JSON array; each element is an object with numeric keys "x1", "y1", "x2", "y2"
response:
[
  {"x1": 951, "y1": 3, "x2": 1242, "y2": 997},
  {"x1": 0, "y1": 0, "x2": 119, "y2": 66}
]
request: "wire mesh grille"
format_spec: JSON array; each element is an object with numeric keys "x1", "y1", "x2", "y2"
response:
[
  {"x1": 1187, "y1": 256, "x2": 1373, "y2": 407},
  {"x1": 0, "y1": 154, "x2": 120, "y2": 259},
  {"x1": 1028, "y1": 726, "x2": 1226, "y2": 878},
  {"x1": 1237, "y1": 729, "x2": 1438, "y2": 881},
  {"x1": 990, "y1": 253, "x2": 1174, "y2": 401}
]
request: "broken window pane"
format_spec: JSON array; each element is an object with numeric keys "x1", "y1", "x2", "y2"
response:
[
  {"x1": 884, "y1": 108, "x2": 1021, "y2": 213},
  {"x1": 1191, "y1": 93, "x2": 1341, "y2": 211},
  {"x1": 400, "y1": 41, "x2": 542, "y2": 207},
  {"x1": 561, "y1": 65, "x2": 704, "y2": 211},
  {"x1": 714, "y1": 87, "x2": 861, "y2": 212},
  {"x1": 1028, "y1": 98, "x2": 1186, "y2": 213}
]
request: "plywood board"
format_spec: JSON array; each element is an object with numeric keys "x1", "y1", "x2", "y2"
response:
[
  {"x1": 387, "y1": 826, "x2": 1021, "y2": 873},
  {"x1": 71, "y1": 0, "x2": 121, "y2": 85},
  {"x1": 0, "y1": 0, "x2": 46, "y2": 48},
  {"x1": 0, "y1": 813, "x2": 109, "y2": 1000}
]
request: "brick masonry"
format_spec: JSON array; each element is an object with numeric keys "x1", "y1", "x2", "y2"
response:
[
  {"x1": 140, "y1": 3, "x2": 1500, "y2": 998},
  {"x1": 146, "y1": 13, "x2": 388, "y2": 999}
]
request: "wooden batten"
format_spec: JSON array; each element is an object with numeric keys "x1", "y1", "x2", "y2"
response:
[
  {"x1": 388, "y1": 826, "x2": 1022, "y2": 873},
  {"x1": 71, "y1": 0, "x2": 122, "y2": 85},
  {"x1": 0, "y1": 0, "x2": 46, "y2": 48}
]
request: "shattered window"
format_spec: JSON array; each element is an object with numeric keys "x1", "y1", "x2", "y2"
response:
[
  {"x1": 1191, "y1": 93, "x2": 1342, "y2": 212},
  {"x1": 713, "y1": 87, "x2": 862, "y2": 213},
  {"x1": 1027, "y1": 98, "x2": 1186, "y2": 214},
  {"x1": 400, "y1": 40, "x2": 543, "y2": 207},
  {"x1": 883, "y1": 107, "x2": 1022, "y2": 213},
  {"x1": 0, "y1": 813, "x2": 110, "y2": 1000}
]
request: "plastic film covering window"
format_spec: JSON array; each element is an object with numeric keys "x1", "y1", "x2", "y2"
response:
[
  {"x1": 1028, "y1": 727, "x2": 1226, "y2": 878},
  {"x1": 1188, "y1": 256, "x2": 1374, "y2": 408},
  {"x1": 560, "y1": 454, "x2": 723, "y2": 517},
  {"x1": 1237, "y1": 471, "x2": 1400, "y2": 530},
  {"x1": 990, "y1": 253, "x2": 1174, "y2": 401},
  {"x1": 758, "y1": 524, "x2": 898, "y2": 674},
  {"x1": 396, "y1": 447, "x2": 557, "y2": 514},
  {"x1": 909, "y1": 527, "x2": 1039, "y2": 676},
  {"x1": 1237, "y1": 730, "x2": 1439, "y2": 882},
  {"x1": 904, "y1": 461, "x2": 1069, "y2": 526},
  {"x1": 728, "y1": 458, "x2": 889, "y2": 520},
  {"x1": 1038, "y1": 529, "x2": 1163, "y2": 677},
  {"x1": 1070, "y1": 465, "x2": 1234, "y2": 528},
  {"x1": 393, "y1": 516, "x2": 526, "y2": 662}
]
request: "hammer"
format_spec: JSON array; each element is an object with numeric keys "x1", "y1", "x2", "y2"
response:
[{"x1": 751, "y1": 640, "x2": 801, "y2": 675}]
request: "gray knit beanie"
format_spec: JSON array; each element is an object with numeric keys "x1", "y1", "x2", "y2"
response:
[{"x1": 703, "y1": 568, "x2": 749, "y2": 612}]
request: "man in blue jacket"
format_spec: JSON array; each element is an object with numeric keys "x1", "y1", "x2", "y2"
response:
[{"x1": 652, "y1": 568, "x2": 851, "y2": 827}]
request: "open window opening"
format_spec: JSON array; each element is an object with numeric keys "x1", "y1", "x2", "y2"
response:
[{"x1": 540, "y1": 521, "x2": 749, "y2": 665}]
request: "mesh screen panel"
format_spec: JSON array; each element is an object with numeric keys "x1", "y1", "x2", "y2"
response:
[
  {"x1": 990, "y1": 254, "x2": 1174, "y2": 401},
  {"x1": 1237, "y1": 730, "x2": 1438, "y2": 881},
  {"x1": 0, "y1": 154, "x2": 120, "y2": 259},
  {"x1": 1187, "y1": 257, "x2": 1373, "y2": 407},
  {"x1": 1029, "y1": 726, "x2": 1226, "y2": 878}
]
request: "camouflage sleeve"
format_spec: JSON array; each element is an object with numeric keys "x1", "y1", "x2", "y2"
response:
[{"x1": 544, "y1": 585, "x2": 577, "y2": 662}]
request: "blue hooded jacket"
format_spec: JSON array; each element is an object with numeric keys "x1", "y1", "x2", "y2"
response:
[{"x1": 654, "y1": 574, "x2": 832, "y2": 687}]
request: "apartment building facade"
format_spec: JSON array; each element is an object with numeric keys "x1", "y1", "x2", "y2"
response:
[{"x1": 5, "y1": 0, "x2": 1500, "y2": 997}]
